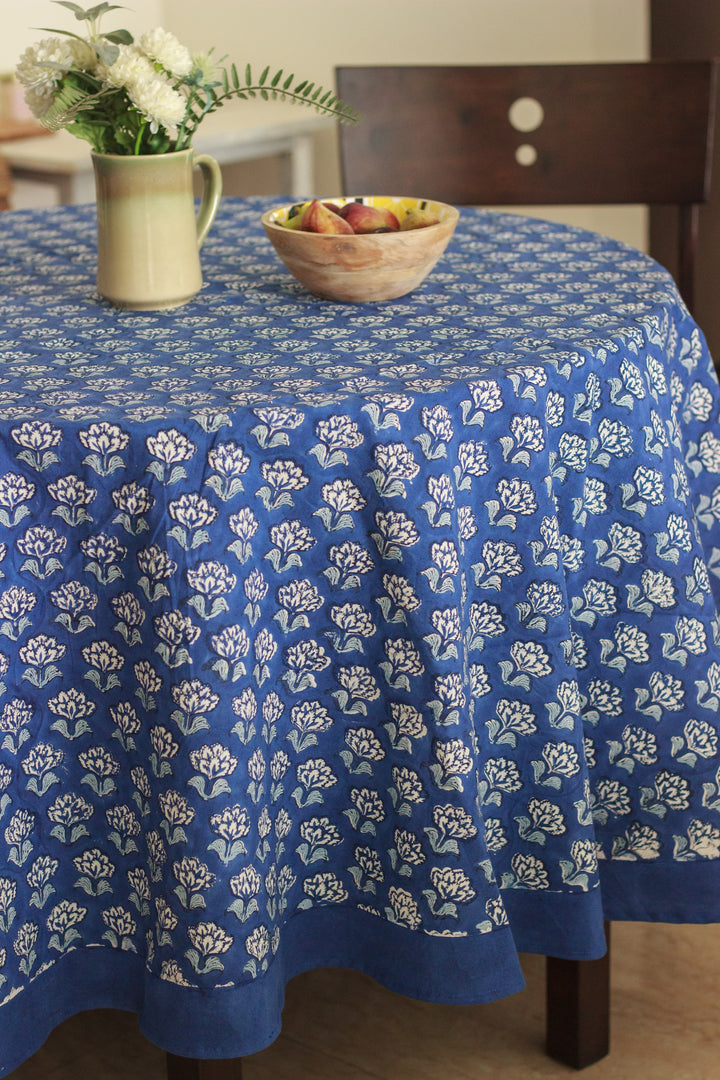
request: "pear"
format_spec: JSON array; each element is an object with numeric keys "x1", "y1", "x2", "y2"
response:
[
  {"x1": 339, "y1": 202, "x2": 400, "y2": 233},
  {"x1": 400, "y1": 208, "x2": 440, "y2": 231},
  {"x1": 283, "y1": 201, "x2": 310, "y2": 229}
]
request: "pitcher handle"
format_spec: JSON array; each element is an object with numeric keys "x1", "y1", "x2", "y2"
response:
[{"x1": 192, "y1": 152, "x2": 222, "y2": 248}]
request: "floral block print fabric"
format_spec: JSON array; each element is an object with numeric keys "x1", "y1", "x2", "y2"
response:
[{"x1": 0, "y1": 198, "x2": 718, "y2": 1071}]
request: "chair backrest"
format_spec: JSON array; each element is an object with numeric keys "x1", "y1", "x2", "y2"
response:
[{"x1": 336, "y1": 62, "x2": 718, "y2": 312}]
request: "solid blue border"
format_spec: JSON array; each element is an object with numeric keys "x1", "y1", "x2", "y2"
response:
[
  {"x1": 0, "y1": 907, "x2": 525, "y2": 1074},
  {"x1": 502, "y1": 886, "x2": 607, "y2": 960},
  {"x1": 599, "y1": 861, "x2": 720, "y2": 923},
  {"x1": 2, "y1": 867, "x2": 716, "y2": 1075}
]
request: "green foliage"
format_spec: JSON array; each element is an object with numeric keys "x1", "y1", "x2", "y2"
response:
[
  {"x1": 35, "y1": 79, "x2": 100, "y2": 132},
  {"x1": 54, "y1": 2, "x2": 126, "y2": 22},
  {"x1": 213, "y1": 63, "x2": 359, "y2": 126},
  {"x1": 169, "y1": 62, "x2": 359, "y2": 151}
]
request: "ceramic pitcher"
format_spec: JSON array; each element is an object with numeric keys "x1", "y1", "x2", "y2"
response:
[{"x1": 92, "y1": 149, "x2": 222, "y2": 310}]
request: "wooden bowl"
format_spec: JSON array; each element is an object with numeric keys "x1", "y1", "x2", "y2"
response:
[{"x1": 261, "y1": 196, "x2": 459, "y2": 303}]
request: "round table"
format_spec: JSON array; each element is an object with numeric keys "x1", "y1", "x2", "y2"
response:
[{"x1": 0, "y1": 198, "x2": 718, "y2": 1073}]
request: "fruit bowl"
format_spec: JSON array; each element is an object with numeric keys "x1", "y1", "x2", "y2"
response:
[{"x1": 261, "y1": 195, "x2": 459, "y2": 303}]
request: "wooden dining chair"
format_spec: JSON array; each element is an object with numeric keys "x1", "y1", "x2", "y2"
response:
[{"x1": 336, "y1": 61, "x2": 718, "y2": 314}]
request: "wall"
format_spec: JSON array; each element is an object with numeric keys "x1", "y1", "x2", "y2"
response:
[
  {"x1": 0, "y1": 1, "x2": 164, "y2": 71},
  {"x1": 1, "y1": 0, "x2": 650, "y2": 245},
  {"x1": 162, "y1": 0, "x2": 650, "y2": 246}
]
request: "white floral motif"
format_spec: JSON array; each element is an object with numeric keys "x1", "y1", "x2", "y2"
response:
[
  {"x1": 257, "y1": 459, "x2": 309, "y2": 510},
  {"x1": 146, "y1": 430, "x2": 196, "y2": 479}
]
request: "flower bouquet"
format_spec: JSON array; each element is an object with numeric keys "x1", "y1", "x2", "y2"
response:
[{"x1": 16, "y1": 1, "x2": 358, "y2": 156}]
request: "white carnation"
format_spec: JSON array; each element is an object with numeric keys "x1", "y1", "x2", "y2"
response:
[
  {"x1": 17, "y1": 36, "x2": 76, "y2": 89},
  {"x1": 22, "y1": 84, "x2": 55, "y2": 119},
  {"x1": 99, "y1": 44, "x2": 156, "y2": 90},
  {"x1": 140, "y1": 27, "x2": 193, "y2": 78},
  {"x1": 69, "y1": 37, "x2": 96, "y2": 70},
  {"x1": 127, "y1": 73, "x2": 187, "y2": 136},
  {"x1": 16, "y1": 35, "x2": 95, "y2": 115}
]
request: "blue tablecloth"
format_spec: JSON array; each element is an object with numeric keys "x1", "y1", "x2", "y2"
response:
[{"x1": 0, "y1": 197, "x2": 718, "y2": 1072}]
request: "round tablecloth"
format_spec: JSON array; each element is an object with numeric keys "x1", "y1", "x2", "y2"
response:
[{"x1": 0, "y1": 198, "x2": 718, "y2": 1071}]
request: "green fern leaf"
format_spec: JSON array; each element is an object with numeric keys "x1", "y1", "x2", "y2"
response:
[{"x1": 38, "y1": 83, "x2": 100, "y2": 131}]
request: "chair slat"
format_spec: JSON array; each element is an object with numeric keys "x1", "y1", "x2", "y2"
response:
[{"x1": 337, "y1": 63, "x2": 716, "y2": 207}]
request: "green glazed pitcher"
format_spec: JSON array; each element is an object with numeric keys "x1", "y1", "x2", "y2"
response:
[{"x1": 92, "y1": 148, "x2": 222, "y2": 310}]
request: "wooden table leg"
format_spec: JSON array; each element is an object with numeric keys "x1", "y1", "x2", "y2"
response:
[
  {"x1": 545, "y1": 922, "x2": 611, "y2": 1069},
  {"x1": 166, "y1": 1053, "x2": 244, "y2": 1080}
]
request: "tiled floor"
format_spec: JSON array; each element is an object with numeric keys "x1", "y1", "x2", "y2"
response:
[{"x1": 9, "y1": 921, "x2": 720, "y2": 1079}]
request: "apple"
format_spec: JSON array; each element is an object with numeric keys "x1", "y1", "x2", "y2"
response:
[
  {"x1": 339, "y1": 202, "x2": 400, "y2": 233},
  {"x1": 300, "y1": 199, "x2": 354, "y2": 234},
  {"x1": 400, "y1": 208, "x2": 440, "y2": 231}
]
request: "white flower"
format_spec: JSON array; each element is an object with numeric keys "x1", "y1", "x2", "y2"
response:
[
  {"x1": 16, "y1": 36, "x2": 95, "y2": 116},
  {"x1": 99, "y1": 44, "x2": 156, "y2": 90},
  {"x1": 13, "y1": 5, "x2": 354, "y2": 155},
  {"x1": 191, "y1": 52, "x2": 218, "y2": 84},
  {"x1": 22, "y1": 84, "x2": 54, "y2": 118},
  {"x1": 127, "y1": 73, "x2": 187, "y2": 136},
  {"x1": 96, "y1": 42, "x2": 188, "y2": 137},
  {"x1": 140, "y1": 28, "x2": 193, "y2": 77}
]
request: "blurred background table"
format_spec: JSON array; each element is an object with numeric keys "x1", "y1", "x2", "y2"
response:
[
  {"x1": 1, "y1": 107, "x2": 333, "y2": 205},
  {"x1": 0, "y1": 119, "x2": 48, "y2": 142}
]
